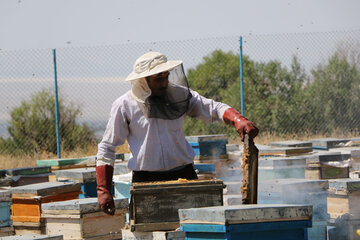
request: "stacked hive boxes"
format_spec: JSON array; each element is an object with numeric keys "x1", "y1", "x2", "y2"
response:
[
  {"x1": 55, "y1": 168, "x2": 100, "y2": 198},
  {"x1": 5, "y1": 167, "x2": 51, "y2": 187},
  {"x1": 10, "y1": 182, "x2": 81, "y2": 235},
  {"x1": 305, "y1": 151, "x2": 350, "y2": 180},
  {"x1": 0, "y1": 190, "x2": 14, "y2": 237},
  {"x1": 42, "y1": 197, "x2": 128, "y2": 240},
  {"x1": 179, "y1": 204, "x2": 313, "y2": 240}
]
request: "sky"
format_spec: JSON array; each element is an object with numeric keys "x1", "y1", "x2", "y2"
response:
[
  {"x1": 1, "y1": 0, "x2": 360, "y2": 50},
  {"x1": 1, "y1": 0, "x2": 360, "y2": 137}
]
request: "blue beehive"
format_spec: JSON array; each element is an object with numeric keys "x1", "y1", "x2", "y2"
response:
[
  {"x1": 0, "y1": 190, "x2": 12, "y2": 228},
  {"x1": 186, "y1": 135, "x2": 228, "y2": 160},
  {"x1": 179, "y1": 204, "x2": 313, "y2": 240},
  {"x1": 55, "y1": 167, "x2": 114, "y2": 198}
]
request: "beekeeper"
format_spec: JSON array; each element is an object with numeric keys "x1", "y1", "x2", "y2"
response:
[{"x1": 96, "y1": 51, "x2": 258, "y2": 215}]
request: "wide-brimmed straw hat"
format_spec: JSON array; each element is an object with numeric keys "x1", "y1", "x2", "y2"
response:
[{"x1": 125, "y1": 51, "x2": 183, "y2": 81}]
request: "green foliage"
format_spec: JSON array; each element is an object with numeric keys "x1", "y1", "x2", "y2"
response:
[
  {"x1": 184, "y1": 49, "x2": 360, "y2": 137},
  {"x1": 0, "y1": 89, "x2": 95, "y2": 156}
]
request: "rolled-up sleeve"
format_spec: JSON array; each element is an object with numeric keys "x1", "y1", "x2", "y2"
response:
[
  {"x1": 186, "y1": 90, "x2": 231, "y2": 122},
  {"x1": 96, "y1": 100, "x2": 129, "y2": 167}
]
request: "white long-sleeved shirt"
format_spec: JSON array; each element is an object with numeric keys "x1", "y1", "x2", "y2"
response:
[{"x1": 96, "y1": 89, "x2": 230, "y2": 171}]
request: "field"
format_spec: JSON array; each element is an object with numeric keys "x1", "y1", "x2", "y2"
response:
[{"x1": 1, "y1": 132, "x2": 358, "y2": 169}]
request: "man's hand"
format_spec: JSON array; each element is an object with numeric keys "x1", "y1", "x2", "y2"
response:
[
  {"x1": 223, "y1": 108, "x2": 259, "y2": 141},
  {"x1": 96, "y1": 165, "x2": 116, "y2": 215}
]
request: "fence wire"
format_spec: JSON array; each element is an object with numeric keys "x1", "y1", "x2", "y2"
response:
[{"x1": 0, "y1": 30, "x2": 359, "y2": 156}]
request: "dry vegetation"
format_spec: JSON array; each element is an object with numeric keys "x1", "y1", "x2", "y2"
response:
[{"x1": 1, "y1": 132, "x2": 358, "y2": 169}]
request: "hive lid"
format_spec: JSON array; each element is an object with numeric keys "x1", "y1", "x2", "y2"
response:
[
  {"x1": 6, "y1": 166, "x2": 51, "y2": 176},
  {"x1": 0, "y1": 234, "x2": 63, "y2": 240},
  {"x1": 55, "y1": 167, "x2": 96, "y2": 183},
  {"x1": 131, "y1": 179, "x2": 224, "y2": 190},
  {"x1": 269, "y1": 140, "x2": 312, "y2": 148},
  {"x1": 185, "y1": 134, "x2": 228, "y2": 143},
  {"x1": 179, "y1": 204, "x2": 312, "y2": 224},
  {"x1": 11, "y1": 181, "x2": 82, "y2": 196},
  {"x1": 42, "y1": 197, "x2": 128, "y2": 214}
]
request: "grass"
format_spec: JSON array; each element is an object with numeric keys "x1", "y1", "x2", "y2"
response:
[{"x1": 1, "y1": 132, "x2": 358, "y2": 169}]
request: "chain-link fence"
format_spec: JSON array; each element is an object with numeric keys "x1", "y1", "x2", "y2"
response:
[{"x1": 1, "y1": 30, "x2": 360, "y2": 157}]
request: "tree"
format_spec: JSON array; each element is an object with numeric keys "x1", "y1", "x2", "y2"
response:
[
  {"x1": 184, "y1": 50, "x2": 307, "y2": 137},
  {"x1": 0, "y1": 89, "x2": 95, "y2": 156},
  {"x1": 305, "y1": 53, "x2": 360, "y2": 134}
]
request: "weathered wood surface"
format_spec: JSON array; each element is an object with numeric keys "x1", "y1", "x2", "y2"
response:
[
  {"x1": 269, "y1": 140, "x2": 312, "y2": 148},
  {"x1": 329, "y1": 147, "x2": 360, "y2": 163},
  {"x1": 10, "y1": 182, "x2": 82, "y2": 196},
  {"x1": 257, "y1": 144, "x2": 313, "y2": 157},
  {"x1": 0, "y1": 234, "x2": 63, "y2": 240},
  {"x1": 6, "y1": 167, "x2": 51, "y2": 176},
  {"x1": 45, "y1": 210, "x2": 125, "y2": 240},
  {"x1": 42, "y1": 197, "x2": 128, "y2": 215},
  {"x1": 185, "y1": 134, "x2": 228, "y2": 143},
  {"x1": 241, "y1": 135, "x2": 258, "y2": 204},
  {"x1": 122, "y1": 229, "x2": 185, "y2": 240},
  {"x1": 179, "y1": 204, "x2": 313, "y2": 224},
  {"x1": 309, "y1": 138, "x2": 351, "y2": 149},
  {"x1": 0, "y1": 190, "x2": 11, "y2": 202},
  {"x1": 0, "y1": 226, "x2": 14, "y2": 237},
  {"x1": 11, "y1": 191, "x2": 81, "y2": 223},
  {"x1": 130, "y1": 179, "x2": 224, "y2": 231},
  {"x1": 55, "y1": 167, "x2": 96, "y2": 183},
  {"x1": 36, "y1": 157, "x2": 91, "y2": 167}
]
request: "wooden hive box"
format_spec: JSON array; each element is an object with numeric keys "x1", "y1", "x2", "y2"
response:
[
  {"x1": 11, "y1": 182, "x2": 82, "y2": 235},
  {"x1": 36, "y1": 157, "x2": 96, "y2": 173},
  {"x1": 309, "y1": 138, "x2": 350, "y2": 150},
  {"x1": 121, "y1": 229, "x2": 185, "y2": 240},
  {"x1": 130, "y1": 179, "x2": 224, "y2": 232},
  {"x1": 269, "y1": 140, "x2": 313, "y2": 148},
  {"x1": 281, "y1": 179, "x2": 329, "y2": 221},
  {"x1": 186, "y1": 135, "x2": 228, "y2": 161},
  {"x1": 305, "y1": 152, "x2": 350, "y2": 179},
  {"x1": 54, "y1": 167, "x2": 110, "y2": 199},
  {"x1": 179, "y1": 204, "x2": 313, "y2": 240},
  {"x1": 0, "y1": 234, "x2": 63, "y2": 240},
  {"x1": 329, "y1": 146, "x2": 360, "y2": 164},
  {"x1": 6, "y1": 167, "x2": 52, "y2": 187},
  {"x1": 259, "y1": 156, "x2": 306, "y2": 180},
  {"x1": 0, "y1": 226, "x2": 15, "y2": 237},
  {"x1": 193, "y1": 163, "x2": 216, "y2": 180},
  {"x1": 256, "y1": 144, "x2": 313, "y2": 157},
  {"x1": 42, "y1": 197, "x2": 128, "y2": 240},
  {"x1": 0, "y1": 190, "x2": 12, "y2": 229},
  {"x1": 327, "y1": 179, "x2": 360, "y2": 219}
]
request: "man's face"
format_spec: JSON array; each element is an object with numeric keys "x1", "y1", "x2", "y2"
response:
[{"x1": 146, "y1": 71, "x2": 169, "y2": 96}]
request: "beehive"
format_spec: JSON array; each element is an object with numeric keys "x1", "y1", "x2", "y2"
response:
[
  {"x1": 11, "y1": 182, "x2": 81, "y2": 235},
  {"x1": 130, "y1": 179, "x2": 224, "y2": 232},
  {"x1": 42, "y1": 197, "x2": 128, "y2": 240},
  {"x1": 179, "y1": 204, "x2": 313, "y2": 240}
]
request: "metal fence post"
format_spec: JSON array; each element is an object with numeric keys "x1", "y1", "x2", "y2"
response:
[
  {"x1": 52, "y1": 49, "x2": 61, "y2": 158},
  {"x1": 239, "y1": 36, "x2": 245, "y2": 117}
]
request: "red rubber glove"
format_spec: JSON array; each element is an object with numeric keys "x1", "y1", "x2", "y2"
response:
[
  {"x1": 96, "y1": 164, "x2": 115, "y2": 215},
  {"x1": 223, "y1": 108, "x2": 259, "y2": 141}
]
